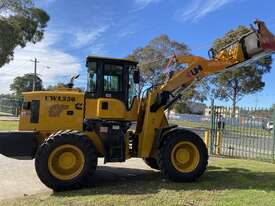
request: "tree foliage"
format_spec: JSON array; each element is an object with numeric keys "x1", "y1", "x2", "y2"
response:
[
  {"x1": 173, "y1": 101, "x2": 206, "y2": 115},
  {"x1": 0, "y1": 0, "x2": 49, "y2": 67},
  {"x1": 210, "y1": 25, "x2": 272, "y2": 112},
  {"x1": 46, "y1": 83, "x2": 84, "y2": 92},
  {"x1": 10, "y1": 73, "x2": 43, "y2": 96},
  {"x1": 127, "y1": 34, "x2": 207, "y2": 104},
  {"x1": 173, "y1": 101, "x2": 192, "y2": 114},
  {"x1": 46, "y1": 83, "x2": 66, "y2": 91},
  {"x1": 128, "y1": 35, "x2": 190, "y2": 87}
]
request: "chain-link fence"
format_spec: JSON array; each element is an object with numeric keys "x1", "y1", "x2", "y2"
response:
[{"x1": 0, "y1": 97, "x2": 23, "y2": 116}]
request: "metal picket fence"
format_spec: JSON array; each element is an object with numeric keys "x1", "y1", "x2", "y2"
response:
[
  {"x1": 209, "y1": 105, "x2": 275, "y2": 163},
  {"x1": 169, "y1": 104, "x2": 275, "y2": 163}
]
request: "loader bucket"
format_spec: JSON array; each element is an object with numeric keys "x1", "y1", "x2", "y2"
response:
[
  {"x1": 209, "y1": 20, "x2": 275, "y2": 62},
  {"x1": 255, "y1": 20, "x2": 275, "y2": 52}
]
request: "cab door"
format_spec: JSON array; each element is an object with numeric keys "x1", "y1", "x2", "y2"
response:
[
  {"x1": 102, "y1": 63, "x2": 127, "y2": 104},
  {"x1": 85, "y1": 60, "x2": 129, "y2": 120}
]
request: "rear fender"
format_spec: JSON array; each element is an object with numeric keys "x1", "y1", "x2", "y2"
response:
[{"x1": 156, "y1": 126, "x2": 200, "y2": 149}]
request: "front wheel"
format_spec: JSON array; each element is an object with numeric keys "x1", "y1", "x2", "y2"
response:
[
  {"x1": 35, "y1": 131, "x2": 98, "y2": 191},
  {"x1": 159, "y1": 130, "x2": 208, "y2": 182}
]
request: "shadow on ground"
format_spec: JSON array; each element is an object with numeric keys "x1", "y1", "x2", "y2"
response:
[{"x1": 53, "y1": 165, "x2": 275, "y2": 197}]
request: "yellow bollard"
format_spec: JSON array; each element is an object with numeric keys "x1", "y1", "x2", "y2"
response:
[
  {"x1": 216, "y1": 130, "x2": 223, "y2": 155},
  {"x1": 204, "y1": 130, "x2": 210, "y2": 149}
]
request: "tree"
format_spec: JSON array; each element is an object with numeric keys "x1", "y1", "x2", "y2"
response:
[
  {"x1": 46, "y1": 83, "x2": 66, "y2": 91},
  {"x1": 46, "y1": 83, "x2": 84, "y2": 92},
  {"x1": 10, "y1": 73, "x2": 43, "y2": 96},
  {"x1": 173, "y1": 101, "x2": 191, "y2": 114},
  {"x1": 172, "y1": 86, "x2": 207, "y2": 113},
  {"x1": 127, "y1": 34, "x2": 207, "y2": 104},
  {"x1": 128, "y1": 35, "x2": 189, "y2": 89},
  {"x1": 210, "y1": 25, "x2": 272, "y2": 114},
  {"x1": 0, "y1": 0, "x2": 49, "y2": 68}
]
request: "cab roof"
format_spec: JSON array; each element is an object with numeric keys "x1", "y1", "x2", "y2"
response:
[{"x1": 86, "y1": 56, "x2": 138, "y2": 65}]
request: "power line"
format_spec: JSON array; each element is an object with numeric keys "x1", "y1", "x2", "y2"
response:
[{"x1": 0, "y1": 60, "x2": 30, "y2": 72}]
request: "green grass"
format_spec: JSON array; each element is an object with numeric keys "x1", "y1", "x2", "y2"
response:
[
  {"x1": 0, "y1": 112, "x2": 12, "y2": 116},
  {"x1": 0, "y1": 120, "x2": 18, "y2": 131},
  {"x1": 1, "y1": 158, "x2": 275, "y2": 206},
  {"x1": 170, "y1": 119, "x2": 210, "y2": 129}
]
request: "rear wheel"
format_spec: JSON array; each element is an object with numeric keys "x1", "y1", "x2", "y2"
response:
[
  {"x1": 159, "y1": 130, "x2": 208, "y2": 182},
  {"x1": 35, "y1": 131, "x2": 97, "y2": 191},
  {"x1": 143, "y1": 158, "x2": 160, "y2": 170}
]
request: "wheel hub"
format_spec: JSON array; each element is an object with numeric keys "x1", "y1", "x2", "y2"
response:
[
  {"x1": 48, "y1": 144, "x2": 85, "y2": 181},
  {"x1": 171, "y1": 141, "x2": 200, "y2": 173},
  {"x1": 175, "y1": 148, "x2": 190, "y2": 164},
  {"x1": 58, "y1": 152, "x2": 77, "y2": 170}
]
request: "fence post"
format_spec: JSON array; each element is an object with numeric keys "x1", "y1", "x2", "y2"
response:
[
  {"x1": 272, "y1": 106, "x2": 275, "y2": 163},
  {"x1": 204, "y1": 130, "x2": 210, "y2": 149},
  {"x1": 216, "y1": 130, "x2": 222, "y2": 155},
  {"x1": 210, "y1": 99, "x2": 215, "y2": 155}
]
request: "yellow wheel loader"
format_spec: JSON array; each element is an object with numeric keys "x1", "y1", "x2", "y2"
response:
[{"x1": 0, "y1": 20, "x2": 274, "y2": 191}]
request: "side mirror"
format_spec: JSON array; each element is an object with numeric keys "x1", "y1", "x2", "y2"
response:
[{"x1": 133, "y1": 70, "x2": 140, "y2": 84}]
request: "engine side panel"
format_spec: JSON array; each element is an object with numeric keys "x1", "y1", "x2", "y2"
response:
[{"x1": 19, "y1": 91, "x2": 85, "y2": 132}]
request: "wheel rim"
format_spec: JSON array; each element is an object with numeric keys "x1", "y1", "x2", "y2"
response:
[
  {"x1": 48, "y1": 144, "x2": 85, "y2": 181},
  {"x1": 171, "y1": 141, "x2": 200, "y2": 173}
]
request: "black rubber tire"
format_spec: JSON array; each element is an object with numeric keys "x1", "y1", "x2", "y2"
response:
[
  {"x1": 143, "y1": 158, "x2": 160, "y2": 170},
  {"x1": 159, "y1": 130, "x2": 208, "y2": 182},
  {"x1": 35, "y1": 130, "x2": 97, "y2": 191}
]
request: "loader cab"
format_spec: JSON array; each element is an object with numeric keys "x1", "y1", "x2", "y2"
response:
[{"x1": 85, "y1": 56, "x2": 140, "y2": 120}]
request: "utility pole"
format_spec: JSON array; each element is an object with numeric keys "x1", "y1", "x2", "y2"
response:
[{"x1": 30, "y1": 58, "x2": 39, "y2": 91}]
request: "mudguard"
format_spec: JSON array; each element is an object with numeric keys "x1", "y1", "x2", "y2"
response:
[{"x1": 156, "y1": 125, "x2": 199, "y2": 149}]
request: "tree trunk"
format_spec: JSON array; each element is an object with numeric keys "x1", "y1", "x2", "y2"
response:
[
  {"x1": 232, "y1": 79, "x2": 238, "y2": 117},
  {"x1": 232, "y1": 97, "x2": 237, "y2": 118}
]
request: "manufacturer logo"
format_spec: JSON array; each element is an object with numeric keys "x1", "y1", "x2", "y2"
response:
[
  {"x1": 75, "y1": 103, "x2": 83, "y2": 110},
  {"x1": 49, "y1": 104, "x2": 69, "y2": 117}
]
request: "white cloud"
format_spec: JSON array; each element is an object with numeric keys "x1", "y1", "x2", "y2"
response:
[
  {"x1": 0, "y1": 32, "x2": 82, "y2": 94},
  {"x1": 118, "y1": 30, "x2": 137, "y2": 38},
  {"x1": 133, "y1": 0, "x2": 161, "y2": 11},
  {"x1": 89, "y1": 43, "x2": 108, "y2": 56},
  {"x1": 180, "y1": 0, "x2": 237, "y2": 22},
  {"x1": 72, "y1": 25, "x2": 109, "y2": 49}
]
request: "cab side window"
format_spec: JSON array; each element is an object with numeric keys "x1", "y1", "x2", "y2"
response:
[
  {"x1": 128, "y1": 66, "x2": 137, "y2": 109},
  {"x1": 87, "y1": 62, "x2": 97, "y2": 92}
]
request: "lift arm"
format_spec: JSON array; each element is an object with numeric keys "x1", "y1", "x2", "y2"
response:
[{"x1": 159, "y1": 20, "x2": 275, "y2": 102}]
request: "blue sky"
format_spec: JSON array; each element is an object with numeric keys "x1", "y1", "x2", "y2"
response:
[{"x1": 1, "y1": 0, "x2": 275, "y2": 107}]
